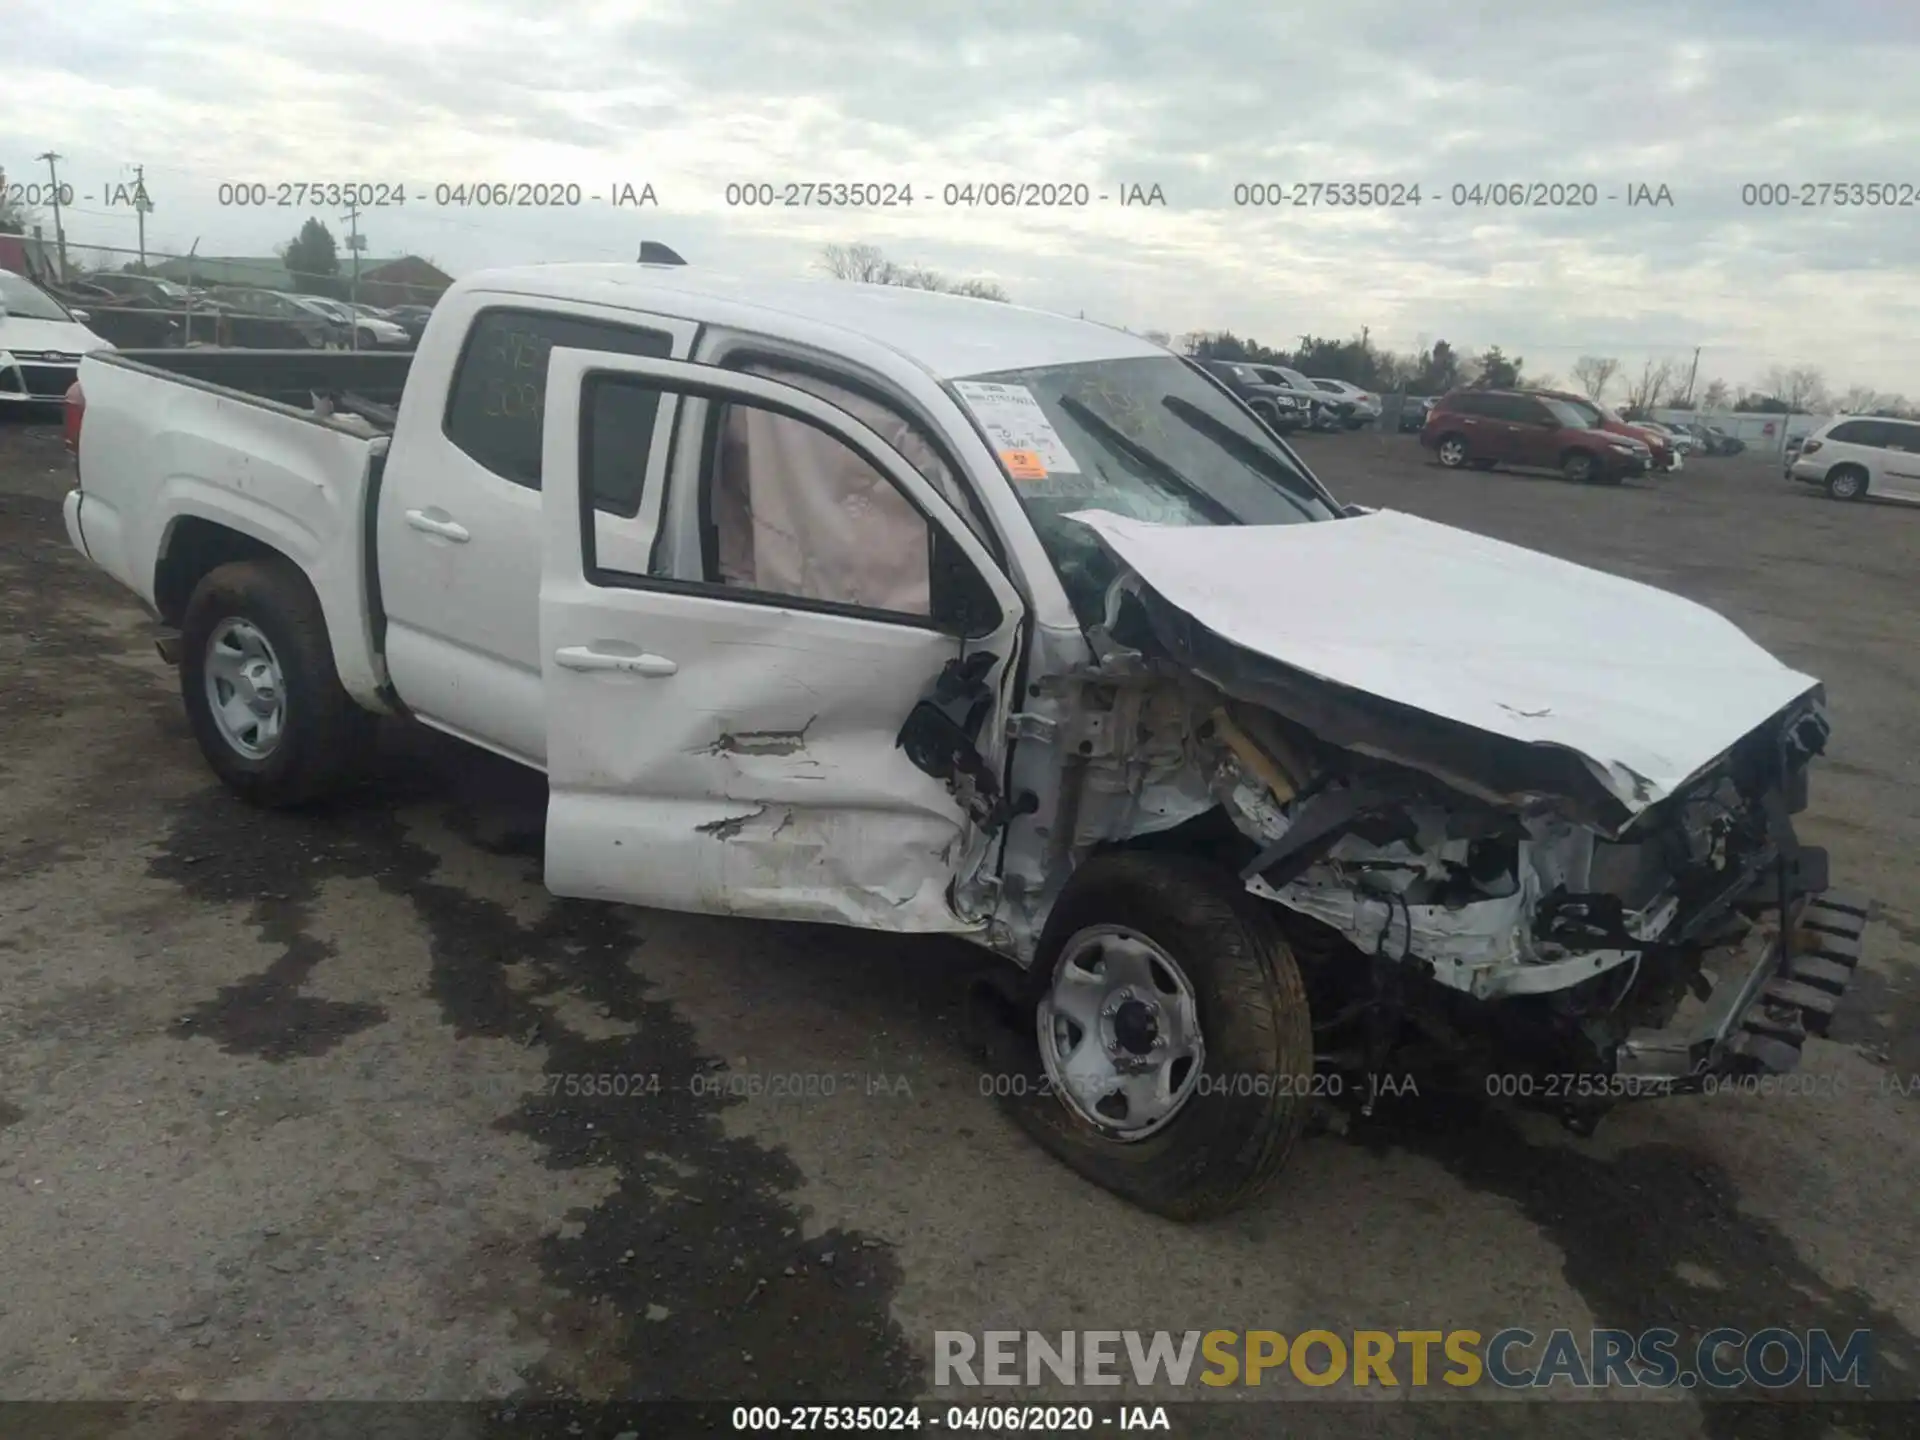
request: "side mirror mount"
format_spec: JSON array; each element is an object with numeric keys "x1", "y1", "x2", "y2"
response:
[
  {"x1": 929, "y1": 527, "x2": 1003, "y2": 639},
  {"x1": 70, "y1": 308, "x2": 90, "y2": 323}
]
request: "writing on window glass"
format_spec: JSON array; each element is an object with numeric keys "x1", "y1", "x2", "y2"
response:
[{"x1": 481, "y1": 328, "x2": 552, "y2": 419}]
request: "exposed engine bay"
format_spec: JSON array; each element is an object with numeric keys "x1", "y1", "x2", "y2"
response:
[{"x1": 974, "y1": 510, "x2": 1844, "y2": 1113}]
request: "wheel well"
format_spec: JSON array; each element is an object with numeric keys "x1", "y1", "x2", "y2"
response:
[
  {"x1": 153, "y1": 518, "x2": 287, "y2": 627},
  {"x1": 1436, "y1": 430, "x2": 1466, "y2": 451},
  {"x1": 1827, "y1": 461, "x2": 1868, "y2": 483},
  {"x1": 1560, "y1": 447, "x2": 1595, "y2": 468}
]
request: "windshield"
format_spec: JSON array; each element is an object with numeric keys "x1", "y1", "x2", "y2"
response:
[
  {"x1": 1540, "y1": 397, "x2": 1596, "y2": 428},
  {"x1": 0, "y1": 271, "x2": 74, "y2": 322},
  {"x1": 953, "y1": 355, "x2": 1338, "y2": 627}
]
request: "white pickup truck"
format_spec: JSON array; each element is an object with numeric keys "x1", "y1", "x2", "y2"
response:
[{"x1": 62, "y1": 262, "x2": 1865, "y2": 1219}]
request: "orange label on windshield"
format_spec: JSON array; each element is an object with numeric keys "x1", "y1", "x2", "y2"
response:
[{"x1": 1001, "y1": 448, "x2": 1047, "y2": 480}]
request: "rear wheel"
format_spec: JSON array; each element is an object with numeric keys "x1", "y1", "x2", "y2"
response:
[
  {"x1": 1436, "y1": 435, "x2": 1469, "y2": 468},
  {"x1": 179, "y1": 558, "x2": 375, "y2": 808},
  {"x1": 996, "y1": 854, "x2": 1315, "y2": 1221},
  {"x1": 1826, "y1": 465, "x2": 1867, "y2": 501}
]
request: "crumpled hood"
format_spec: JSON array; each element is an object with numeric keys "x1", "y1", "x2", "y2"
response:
[{"x1": 1068, "y1": 508, "x2": 1822, "y2": 822}]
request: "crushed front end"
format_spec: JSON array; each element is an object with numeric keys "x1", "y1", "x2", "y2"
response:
[{"x1": 991, "y1": 511, "x2": 1867, "y2": 1130}]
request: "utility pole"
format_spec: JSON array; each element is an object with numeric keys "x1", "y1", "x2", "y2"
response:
[
  {"x1": 341, "y1": 202, "x2": 365, "y2": 350},
  {"x1": 37, "y1": 152, "x2": 67, "y2": 280},
  {"x1": 132, "y1": 164, "x2": 152, "y2": 270},
  {"x1": 1683, "y1": 346, "x2": 1701, "y2": 407}
]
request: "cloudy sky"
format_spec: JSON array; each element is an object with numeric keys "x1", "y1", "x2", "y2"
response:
[{"x1": 7, "y1": 0, "x2": 1919, "y2": 398}]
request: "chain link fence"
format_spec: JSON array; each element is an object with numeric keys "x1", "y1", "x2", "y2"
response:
[{"x1": 5, "y1": 236, "x2": 446, "y2": 351}]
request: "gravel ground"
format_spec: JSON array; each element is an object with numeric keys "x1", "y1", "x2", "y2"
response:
[{"x1": 2, "y1": 410, "x2": 1915, "y2": 1437}]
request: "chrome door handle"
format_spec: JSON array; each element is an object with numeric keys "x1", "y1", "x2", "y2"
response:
[
  {"x1": 405, "y1": 509, "x2": 470, "y2": 542},
  {"x1": 554, "y1": 646, "x2": 678, "y2": 677}
]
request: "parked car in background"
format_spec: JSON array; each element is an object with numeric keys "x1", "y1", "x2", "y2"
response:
[
  {"x1": 212, "y1": 287, "x2": 340, "y2": 348},
  {"x1": 1638, "y1": 420, "x2": 1693, "y2": 458},
  {"x1": 284, "y1": 295, "x2": 406, "y2": 349},
  {"x1": 1421, "y1": 388, "x2": 1650, "y2": 484},
  {"x1": 1533, "y1": 390, "x2": 1678, "y2": 472},
  {"x1": 346, "y1": 303, "x2": 414, "y2": 348},
  {"x1": 1397, "y1": 395, "x2": 1434, "y2": 432},
  {"x1": 384, "y1": 303, "x2": 435, "y2": 344},
  {"x1": 0, "y1": 269, "x2": 115, "y2": 407},
  {"x1": 1675, "y1": 420, "x2": 1743, "y2": 456},
  {"x1": 1198, "y1": 359, "x2": 1312, "y2": 433},
  {"x1": 1788, "y1": 415, "x2": 1920, "y2": 504},
  {"x1": 1308, "y1": 378, "x2": 1383, "y2": 428},
  {"x1": 1248, "y1": 364, "x2": 1351, "y2": 430}
]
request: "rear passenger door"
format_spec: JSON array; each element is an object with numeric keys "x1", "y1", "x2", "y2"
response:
[
  {"x1": 535, "y1": 352, "x2": 1026, "y2": 932},
  {"x1": 377, "y1": 301, "x2": 698, "y2": 766},
  {"x1": 1876, "y1": 421, "x2": 1920, "y2": 501}
]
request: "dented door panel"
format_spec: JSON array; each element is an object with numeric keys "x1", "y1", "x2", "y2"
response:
[{"x1": 538, "y1": 351, "x2": 1026, "y2": 932}]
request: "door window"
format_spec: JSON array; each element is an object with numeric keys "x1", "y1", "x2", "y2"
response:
[
  {"x1": 581, "y1": 376, "x2": 938, "y2": 621},
  {"x1": 445, "y1": 308, "x2": 675, "y2": 508}
]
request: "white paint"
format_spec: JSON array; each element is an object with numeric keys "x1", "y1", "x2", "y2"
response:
[
  {"x1": 536, "y1": 352, "x2": 1028, "y2": 933},
  {"x1": 1067, "y1": 507, "x2": 1821, "y2": 816},
  {"x1": 950, "y1": 381, "x2": 1083, "y2": 473}
]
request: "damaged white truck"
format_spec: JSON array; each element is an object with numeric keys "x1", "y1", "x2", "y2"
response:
[{"x1": 61, "y1": 262, "x2": 1864, "y2": 1219}]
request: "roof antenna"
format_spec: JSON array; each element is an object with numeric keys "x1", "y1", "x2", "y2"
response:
[{"x1": 638, "y1": 242, "x2": 686, "y2": 266}]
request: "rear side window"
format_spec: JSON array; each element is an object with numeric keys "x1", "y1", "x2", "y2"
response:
[
  {"x1": 1884, "y1": 422, "x2": 1920, "y2": 449},
  {"x1": 1828, "y1": 420, "x2": 1879, "y2": 446},
  {"x1": 445, "y1": 308, "x2": 674, "y2": 491},
  {"x1": 1444, "y1": 393, "x2": 1484, "y2": 416}
]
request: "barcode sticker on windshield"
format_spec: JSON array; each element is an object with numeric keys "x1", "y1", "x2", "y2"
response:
[{"x1": 953, "y1": 381, "x2": 1082, "y2": 474}]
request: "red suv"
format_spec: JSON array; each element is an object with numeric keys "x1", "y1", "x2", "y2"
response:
[
  {"x1": 1532, "y1": 388, "x2": 1675, "y2": 471},
  {"x1": 1420, "y1": 389, "x2": 1652, "y2": 484}
]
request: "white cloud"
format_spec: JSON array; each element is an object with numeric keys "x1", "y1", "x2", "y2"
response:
[{"x1": 4, "y1": 0, "x2": 1917, "y2": 394}]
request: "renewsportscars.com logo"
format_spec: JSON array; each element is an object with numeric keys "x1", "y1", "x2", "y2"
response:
[{"x1": 935, "y1": 1328, "x2": 1872, "y2": 1391}]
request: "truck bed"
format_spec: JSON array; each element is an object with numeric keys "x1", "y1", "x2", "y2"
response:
[{"x1": 98, "y1": 348, "x2": 413, "y2": 428}]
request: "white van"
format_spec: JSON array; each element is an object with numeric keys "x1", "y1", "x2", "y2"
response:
[{"x1": 1789, "y1": 414, "x2": 1920, "y2": 504}]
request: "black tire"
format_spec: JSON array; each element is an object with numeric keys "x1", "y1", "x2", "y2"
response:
[
  {"x1": 1435, "y1": 433, "x2": 1469, "y2": 468},
  {"x1": 1562, "y1": 450, "x2": 1598, "y2": 484},
  {"x1": 179, "y1": 557, "x2": 375, "y2": 808},
  {"x1": 998, "y1": 854, "x2": 1314, "y2": 1221},
  {"x1": 1826, "y1": 465, "x2": 1867, "y2": 501}
]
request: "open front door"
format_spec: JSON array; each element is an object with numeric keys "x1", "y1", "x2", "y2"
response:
[{"x1": 538, "y1": 349, "x2": 1027, "y2": 932}]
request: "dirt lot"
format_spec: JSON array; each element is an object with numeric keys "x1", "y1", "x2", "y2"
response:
[{"x1": 2, "y1": 410, "x2": 1916, "y2": 1437}]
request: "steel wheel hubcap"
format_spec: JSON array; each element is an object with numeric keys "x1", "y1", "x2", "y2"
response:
[
  {"x1": 204, "y1": 618, "x2": 286, "y2": 759},
  {"x1": 1037, "y1": 926, "x2": 1205, "y2": 1140},
  {"x1": 1440, "y1": 440, "x2": 1464, "y2": 464},
  {"x1": 1833, "y1": 473, "x2": 1860, "y2": 497}
]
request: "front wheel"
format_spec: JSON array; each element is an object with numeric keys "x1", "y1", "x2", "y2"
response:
[
  {"x1": 179, "y1": 558, "x2": 375, "y2": 808},
  {"x1": 1436, "y1": 435, "x2": 1469, "y2": 468},
  {"x1": 1562, "y1": 451, "x2": 1598, "y2": 484},
  {"x1": 1001, "y1": 854, "x2": 1314, "y2": 1220}
]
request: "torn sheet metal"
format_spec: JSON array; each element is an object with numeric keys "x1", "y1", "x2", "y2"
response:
[{"x1": 1065, "y1": 508, "x2": 1822, "y2": 823}]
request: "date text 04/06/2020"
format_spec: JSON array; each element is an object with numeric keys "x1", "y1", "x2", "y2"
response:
[
  {"x1": 977, "y1": 1070, "x2": 1414, "y2": 1101},
  {"x1": 729, "y1": 1405, "x2": 1172, "y2": 1432}
]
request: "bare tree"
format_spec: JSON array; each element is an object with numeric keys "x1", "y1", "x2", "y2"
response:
[
  {"x1": 817, "y1": 243, "x2": 1007, "y2": 300},
  {"x1": 945, "y1": 276, "x2": 1010, "y2": 301},
  {"x1": 1570, "y1": 355, "x2": 1620, "y2": 401},
  {"x1": 1837, "y1": 383, "x2": 1882, "y2": 414},
  {"x1": 1620, "y1": 358, "x2": 1676, "y2": 416},
  {"x1": 1759, "y1": 365, "x2": 1828, "y2": 414},
  {"x1": 818, "y1": 243, "x2": 895, "y2": 283},
  {"x1": 1700, "y1": 378, "x2": 1731, "y2": 410},
  {"x1": 1529, "y1": 372, "x2": 1561, "y2": 392}
]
